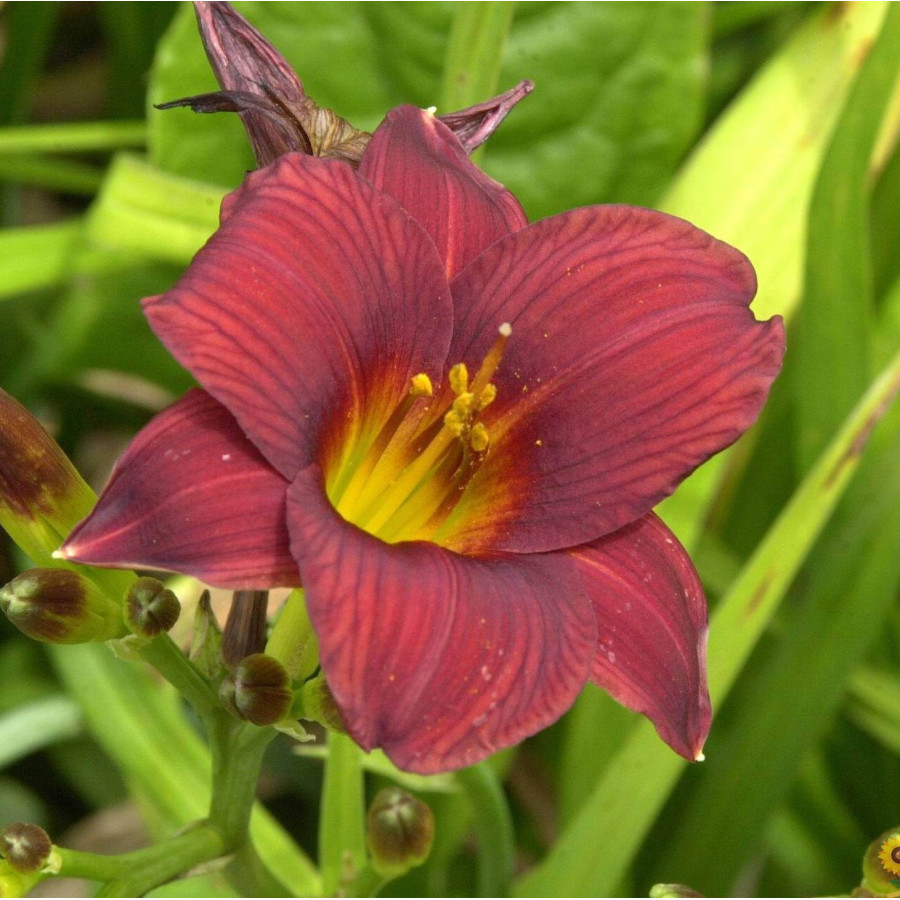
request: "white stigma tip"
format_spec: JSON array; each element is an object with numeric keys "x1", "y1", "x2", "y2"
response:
[{"x1": 498, "y1": 322, "x2": 512, "y2": 337}]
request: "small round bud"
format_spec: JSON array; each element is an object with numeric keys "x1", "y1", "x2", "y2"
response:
[
  {"x1": 300, "y1": 674, "x2": 346, "y2": 734},
  {"x1": 220, "y1": 653, "x2": 291, "y2": 726},
  {"x1": 124, "y1": 577, "x2": 180, "y2": 637},
  {"x1": 0, "y1": 824, "x2": 52, "y2": 875},
  {"x1": 366, "y1": 787, "x2": 434, "y2": 878},
  {"x1": 0, "y1": 569, "x2": 126, "y2": 644},
  {"x1": 862, "y1": 829, "x2": 900, "y2": 894},
  {"x1": 649, "y1": 884, "x2": 705, "y2": 898}
]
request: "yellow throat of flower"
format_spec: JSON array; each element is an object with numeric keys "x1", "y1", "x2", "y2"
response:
[{"x1": 328, "y1": 323, "x2": 511, "y2": 545}]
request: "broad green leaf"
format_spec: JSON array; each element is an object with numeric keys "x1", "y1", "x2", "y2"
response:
[
  {"x1": 86, "y1": 154, "x2": 224, "y2": 264},
  {"x1": 793, "y1": 4, "x2": 900, "y2": 472},
  {"x1": 0, "y1": 694, "x2": 82, "y2": 768},
  {"x1": 148, "y1": 3, "x2": 708, "y2": 214},
  {"x1": 658, "y1": 0, "x2": 896, "y2": 547},
  {"x1": 514, "y1": 346, "x2": 900, "y2": 898}
]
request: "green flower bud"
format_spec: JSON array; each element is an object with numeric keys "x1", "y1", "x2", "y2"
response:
[
  {"x1": 220, "y1": 653, "x2": 292, "y2": 726},
  {"x1": 861, "y1": 828, "x2": 900, "y2": 895},
  {"x1": 0, "y1": 569, "x2": 126, "y2": 644},
  {"x1": 300, "y1": 673, "x2": 346, "y2": 734},
  {"x1": 125, "y1": 577, "x2": 180, "y2": 637},
  {"x1": 649, "y1": 884, "x2": 705, "y2": 898},
  {"x1": 0, "y1": 823, "x2": 52, "y2": 875},
  {"x1": 0, "y1": 389, "x2": 95, "y2": 565},
  {"x1": 366, "y1": 787, "x2": 434, "y2": 878}
]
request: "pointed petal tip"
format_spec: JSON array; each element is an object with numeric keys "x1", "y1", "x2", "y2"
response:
[{"x1": 694, "y1": 750, "x2": 706, "y2": 763}]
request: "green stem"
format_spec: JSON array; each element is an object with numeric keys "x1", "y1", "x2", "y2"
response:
[
  {"x1": 344, "y1": 863, "x2": 389, "y2": 898},
  {"x1": 264, "y1": 589, "x2": 318, "y2": 682},
  {"x1": 138, "y1": 633, "x2": 219, "y2": 714},
  {"x1": 320, "y1": 732, "x2": 367, "y2": 895},
  {"x1": 456, "y1": 764, "x2": 515, "y2": 897},
  {"x1": 0, "y1": 120, "x2": 146, "y2": 153},
  {"x1": 58, "y1": 823, "x2": 225, "y2": 898},
  {"x1": 206, "y1": 712, "x2": 276, "y2": 848},
  {"x1": 439, "y1": 2, "x2": 516, "y2": 111}
]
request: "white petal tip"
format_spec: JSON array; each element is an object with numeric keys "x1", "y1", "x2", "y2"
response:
[
  {"x1": 51, "y1": 549, "x2": 65, "y2": 560},
  {"x1": 694, "y1": 751, "x2": 706, "y2": 762}
]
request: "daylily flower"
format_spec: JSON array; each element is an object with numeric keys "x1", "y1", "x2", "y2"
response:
[{"x1": 59, "y1": 105, "x2": 784, "y2": 773}]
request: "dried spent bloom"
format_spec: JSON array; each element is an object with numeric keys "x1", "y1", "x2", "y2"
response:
[
  {"x1": 60, "y1": 99, "x2": 784, "y2": 772},
  {"x1": 160, "y1": 2, "x2": 532, "y2": 168}
]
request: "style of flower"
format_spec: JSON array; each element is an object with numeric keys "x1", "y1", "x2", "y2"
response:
[{"x1": 60, "y1": 103, "x2": 784, "y2": 774}]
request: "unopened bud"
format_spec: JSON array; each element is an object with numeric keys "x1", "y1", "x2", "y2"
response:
[
  {"x1": 367, "y1": 787, "x2": 434, "y2": 878},
  {"x1": 300, "y1": 673, "x2": 345, "y2": 734},
  {"x1": 220, "y1": 653, "x2": 291, "y2": 726},
  {"x1": 0, "y1": 569, "x2": 126, "y2": 644},
  {"x1": 649, "y1": 884, "x2": 705, "y2": 898},
  {"x1": 862, "y1": 829, "x2": 900, "y2": 894},
  {"x1": 0, "y1": 824, "x2": 52, "y2": 875},
  {"x1": 0, "y1": 389, "x2": 94, "y2": 565},
  {"x1": 125, "y1": 577, "x2": 180, "y2": 637}
]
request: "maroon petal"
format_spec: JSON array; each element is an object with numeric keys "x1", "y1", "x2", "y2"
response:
[
  {"x1": 441, "y1": 205, "x2": 785, "y2": 554},
  {"x1": 359, "y1": 106, "x2": 527, "y2": 279},
  {"x1": 144, "y1": 153, "x2": 452, "y2": 482},
  {"x1": 569, "y1": 513, "x2": 711, "y2": 760},
  {"x1": 60, "y1": 390, "x2": 298, "y2": 589},
  {"x1": 287, "y1": 465, "x2": 596, "y2": 774}
]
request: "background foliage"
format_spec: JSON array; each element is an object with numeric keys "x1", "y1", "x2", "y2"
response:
[{"x1": 1, "y1": 2, "x2": 899, "y2": 897}]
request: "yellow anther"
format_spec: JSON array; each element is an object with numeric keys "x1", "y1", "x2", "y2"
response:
[
  {"x1": 409, "y1": 373, "x2": 433, "y2": 397},
  {"x1": 470, "y1": 423, "x2": 490, "y2": 453},
  {"x1": 476, "y1": 383, "x2": 497, "y2": 411},
  {"x1": 452, "y1": 392, "x2": 477, "y2": 416},
  {"x1": 444, "y1": 409, "x2": 467, "y2": 436},
  {"x1": 449, "y1": 363, "x2": 469, "y2": 395}
]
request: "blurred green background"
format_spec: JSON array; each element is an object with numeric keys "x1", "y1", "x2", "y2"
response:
[{"x1": 1, "y1": 2, "x2": 900, "y2": 896}]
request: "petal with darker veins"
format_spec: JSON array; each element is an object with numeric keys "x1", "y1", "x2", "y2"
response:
[{"x1": 62, "y1": 389, "x2": 298, "y2": 589}]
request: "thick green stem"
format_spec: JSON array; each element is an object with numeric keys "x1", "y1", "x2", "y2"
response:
[
  {"x1": 456, "y1": 764, "x2": 515, "y2": 897},
  {"x1": 439, "y1": 2, "x2": 516, "y2": 111},
  {"x1": 320, "y1": 732, "x2": 367, "y2": 895},
  {"x1": 265, "y1": 589, "x2": 318, "y2": 682},
  {"x1": 206, "y1": 712, "x2": 276, "y2": 848},
  {"x1": 344, "y1": 863, "x2": 389, "y2": 898},
  {"x1": 138, "y1": 633, "x2": 219, "y2": 714}
]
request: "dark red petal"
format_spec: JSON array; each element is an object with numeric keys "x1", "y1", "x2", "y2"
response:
[
  {"x1": 60, "y1": 390, "x2": 298, "y2": 589},
  {"x1": 441, "y1": 205, "x2": 785, "y2": 554},
  {"x1": 286, "y1": 465, "x2": 596, "y2": 774},
  {"x1": 359, "y1": 106, "x2": 527, "y2": 279},
  {"x1": 144, "y1": 153, "x2": 452, "y2": 482},
  {"x1": 569, "y1": 513, "x2": 711, "y2": 760}
]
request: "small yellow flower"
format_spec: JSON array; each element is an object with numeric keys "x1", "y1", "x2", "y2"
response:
[{"x1": 879, "y1": 834, "x2": 900, "y2": 879}]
